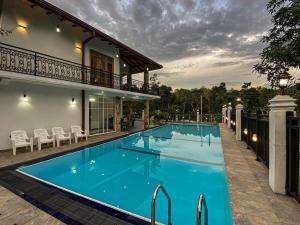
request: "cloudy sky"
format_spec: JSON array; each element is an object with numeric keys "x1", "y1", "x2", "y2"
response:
[{"x1": 48, "y1": 0, "x2": 273, "y2": 89}]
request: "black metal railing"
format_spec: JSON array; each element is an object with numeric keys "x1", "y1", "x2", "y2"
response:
[
  {"x1": 286, "y1": 112, "x2": 300, "y2": 203},
  {"x1": 230, "y1": 112, "x2": 236, "y2": 132},
  {"x1": 241, "y1": 111, "x2": 269, "y2": 167},
  {"x1": 0, "y1": 42, "x2": 159, "y2": 95},
  {"x1": 152, "y1": 113, "x2": 222, "y2": 125}
]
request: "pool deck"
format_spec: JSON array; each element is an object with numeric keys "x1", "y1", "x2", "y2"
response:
[
  {"x1": 0, "y1": 125, "x2": 300, "y2": 224},
  {"x1": 220, "y1": 124, "x2": 300, "y2": 225}
]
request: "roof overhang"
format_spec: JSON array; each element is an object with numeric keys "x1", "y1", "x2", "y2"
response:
[{"x1": 25, "y1": 0, "x2": 163, "y2": 74}]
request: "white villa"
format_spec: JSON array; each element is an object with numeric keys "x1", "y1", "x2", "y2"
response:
[{"x1": 0, "y1": 0, "x2": 162, "y2": 151}]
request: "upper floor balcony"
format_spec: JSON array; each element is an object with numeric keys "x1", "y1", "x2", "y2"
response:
[{"x1": 0, "y1": 42, "x2": 159, "y2": 96}]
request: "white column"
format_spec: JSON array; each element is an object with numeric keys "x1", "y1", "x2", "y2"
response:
[
  {"x1": 269, "y1": 95, "x2": 296, "y2": 194},
  {"x1": 227, "y1": 106, "x2": 232, "y2": 128},
  {"x1": 222, "y1": 106, "x2": 227, "y2": 123},
  {"x1": 235, "y1": 104, "x2": 244, "y2": 140},
  {"x1": 196, "y1": 110, "x2": 200, "y2": 123}
]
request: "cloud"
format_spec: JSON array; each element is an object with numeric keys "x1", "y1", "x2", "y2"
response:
[{"x1": 47, "y1": 0, "x2": 272, "y2": 89}]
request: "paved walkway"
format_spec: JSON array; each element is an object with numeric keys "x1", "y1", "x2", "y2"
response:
[{"x1": 220, "y1": 124, "x2": 300, "y2": 225}]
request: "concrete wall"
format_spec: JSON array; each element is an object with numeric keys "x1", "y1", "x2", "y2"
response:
[
  {"x1": 0, "y1": 81, "x2": 81, "y2": 150},
  {"x1": 1, "y1": 0, "x2": 120, "y2": 70}
]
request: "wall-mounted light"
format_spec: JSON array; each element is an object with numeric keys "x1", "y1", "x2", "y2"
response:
[
  {"x1": 18, "y1": 24, "x2": 27, "y2": 30},
  {"x1": 116, "y1": 54, "x2": 119, "y2": 58},
  {"x1": 123, "y1": 63, "x2": 126, "y2": 68},
  {"x1": 146, "y1": 67, "x2": 149, "y2": 71},
  {"x1": 252, "y1": 133, "x2": 258, "y2": 142},
  {"x1": 56, "y1": 25, "x2": 60, "y2": 32},
  {"x1": 228, "y1": 102, "x2": 232, "y2": 106},
  {"x1": 233, "y1": 121, "x2": 236, "y2": 126},
  {"x1": 243, "y1": 128, "x2": 248, "y2": 135},
  {"x1": 75, "y1": 44, "x2": 82, "y2": 51},
  {"x1": 89, "y1": 97, "x2": 96, "y2": 102},
  {"x1": 236, "y1": 97, "x2": 241, "y2": 102}
]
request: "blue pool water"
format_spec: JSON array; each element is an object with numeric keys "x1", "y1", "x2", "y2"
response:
[{"x1": 19, "y1": 124, "x2": 233, "y2": 225}]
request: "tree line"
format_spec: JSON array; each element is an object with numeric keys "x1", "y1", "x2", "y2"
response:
[{"x1": 149, "y1": 82, "x2": 300, "y2": 119}]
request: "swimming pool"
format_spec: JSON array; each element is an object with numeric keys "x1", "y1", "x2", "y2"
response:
[{"x1": 18, "y1": 124, "x2": 233, "y2": 225}]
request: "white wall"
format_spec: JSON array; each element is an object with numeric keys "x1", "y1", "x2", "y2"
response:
[
  {"x1": 1, "y1": 0, "x2": 120, "y2": 71},
  {"x1": 0, "y1": 81, "x2": 81, "y2": 150}
]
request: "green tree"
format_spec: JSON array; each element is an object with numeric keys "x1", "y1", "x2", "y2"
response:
[{"x1": 254, "y1": 0, "x2": 299, "y2": 87}]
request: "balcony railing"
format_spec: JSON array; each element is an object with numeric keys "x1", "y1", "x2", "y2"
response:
[{"x1": 0, "y1": 42, "x2": 159, "y2": 96}]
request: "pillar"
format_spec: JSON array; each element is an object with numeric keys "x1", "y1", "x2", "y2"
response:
[
  {"x1": 196, "y1": 110, "x2": 200, "y2": 123},
  {"x1": 115, "y1": 97, "x2": 122, "y2": 132},
  {"x1": 222, "y1": 106, "x2": 227, "y2": 123},
  {"x1": 127, "y1": 74, "x2": 132, "y2": 90},
  {"x1": 235, "y1": 104, "x2": 244, "y2": 140},
  {"x1": 227, "y1": 105, "x2": 232, "y2": 128},
  {"x1": 144, "y1": 100, "x2": 150, "y2": 129},
  {"x1": 269, "y1": 95, "x2": 296, "y2": 194}
]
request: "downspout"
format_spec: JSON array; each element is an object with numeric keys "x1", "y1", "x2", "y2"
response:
[{"x1": 81, "y1": 30, "x2": 96, "y2": 132}]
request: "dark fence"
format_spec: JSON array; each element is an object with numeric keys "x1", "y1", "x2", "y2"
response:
[
  {"x1": 230, "y1": 112, "x2": 236, "y2": 132},
  {"x1": 286, "y1": 112, "x2": 300, "y2": 203},
  {"x1": 0, "y1": 42, "x2": 159, "y2": 96},
  {"x1": 241, "y1": 111, "x2": 269, "y2": 167}
]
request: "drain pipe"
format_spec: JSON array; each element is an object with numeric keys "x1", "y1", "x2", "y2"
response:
[{"x1": 81, "y1": 30, "x2": 96, "y2": 132}]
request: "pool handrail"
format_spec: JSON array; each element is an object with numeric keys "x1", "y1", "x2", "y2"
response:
[
  {"x1": 196, "y1": 194, "x2": 208, "y2": 225},
  {"x1": 151, "y1": 184, "x2": 172, "y2": 225}
]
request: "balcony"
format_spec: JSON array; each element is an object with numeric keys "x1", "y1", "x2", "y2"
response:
[{"x1": 0, "y1": 43, "x2": 159, "y2": 96}]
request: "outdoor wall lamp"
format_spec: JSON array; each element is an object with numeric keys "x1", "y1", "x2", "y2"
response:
[
  {"x1": 278, "y1": 73, "x2": 290, "y2": 95},
  {"x1": 228, "y1": 102, "x2": 231, "y2": 106},
  {"x1": 89, "y1": 97, "x2": 96, "y2": 102},
  {"x1": 252, "y1": 133, "x2": 258, "y2": 142},
  {"x1": 243, "y1": 128, "x2": 248, "y2": 135},
  {"x1": 146, "y1": 67, "x2": 149, "y2": 71},
  {"x1": 233, "y1": 122, "x2": 236, "y2": 126},
  {"x1": 123, "y1": 63, "x2": 127, "y2": 67},
  {"x1": 18, "y1": 24, "x2": 27, "y2": 30},
  {"x1": 236, "y1": 97, "x2": 241, "y2": 102},
  {"x1": 56, "y1": 25, "x2": 61, "y2": 32},
  {"x1": 116, "y1": 54, "x2": 119, "y2": 58}
]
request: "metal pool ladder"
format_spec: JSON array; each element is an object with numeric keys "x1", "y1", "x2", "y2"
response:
[
  {"x1": 151, "y1": 184, "x2": 172, "y2": 225},
  {"x1": 196, "y1": 194, "x2": 208, "y2": 225}
]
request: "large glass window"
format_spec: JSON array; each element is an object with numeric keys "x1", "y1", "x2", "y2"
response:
[{"x1": 89, "y1": 95, "x2": 115, "y2": 135}]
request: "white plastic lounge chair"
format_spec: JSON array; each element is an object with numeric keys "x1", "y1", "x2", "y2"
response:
[
  {"x1": 51, "y1": 127, "x2": 71, "y2": 147},
  {"x1": 34, "y1": 128, "x2": 55, "y2": 151},
  {"x1": 71, "y1": 125, "x2": 88, "y2": 143},
  {"x1": 10, "y1": 130, "x2": 33, "y2": 155}
]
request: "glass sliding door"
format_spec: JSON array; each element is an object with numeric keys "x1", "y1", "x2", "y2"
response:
[{"x1": 89, "y1": 95, "x2": 115, "y2": 135}]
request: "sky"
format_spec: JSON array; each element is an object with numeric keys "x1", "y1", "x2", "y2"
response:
[{"x1": 48, "y1": 0, "x2": 273, "y2": 90}]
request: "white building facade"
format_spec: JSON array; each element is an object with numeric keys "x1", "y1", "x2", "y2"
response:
[{"x1": 0, "y1": 0, "x2": 162, "y2": 150}]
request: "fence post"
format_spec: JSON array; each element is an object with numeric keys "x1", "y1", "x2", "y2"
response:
[
  {"x1": 235, "y1": 104, "x2": 244, "y2": 140},
  {"x1": 269, "y1": 95, "x2": 296, "y2": 194},
  {"x1": 227, "y1": 105, "x2": 232, "y2": 128},
  {"x1": 222, "y1": 105, "x2": 227, "y2": 123}
]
